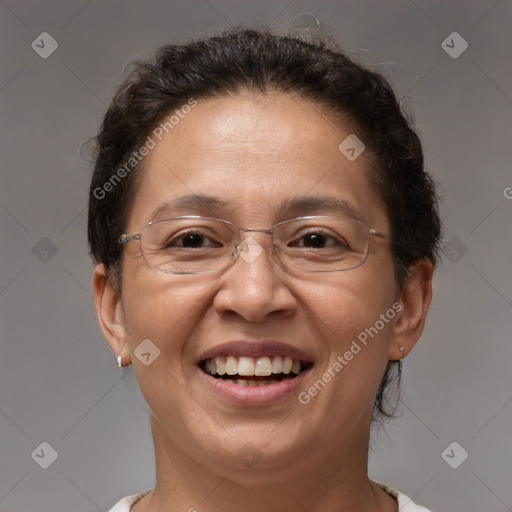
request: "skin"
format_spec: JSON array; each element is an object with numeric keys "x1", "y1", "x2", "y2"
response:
[{"x1": 93, "y1": 91, "x2": 433, "y2": 512}]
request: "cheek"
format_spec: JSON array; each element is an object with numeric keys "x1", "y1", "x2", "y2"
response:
[
  {"x1": 120, "y1": 272, "x2": 207, "y2": 418},
  {"x1": 121, "y1": 261, "x2": 204, "y2": 363},
  {"x1": 305, "y1": 258, "x2": 397, "y2": 343},
  {"x1": 302, "y1": 262, "x2": 397, "y2": 394}
]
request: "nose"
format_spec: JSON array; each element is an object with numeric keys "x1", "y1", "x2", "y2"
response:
[{"x1": 212, "y1": 232, "x2": 297, "y2": 323}]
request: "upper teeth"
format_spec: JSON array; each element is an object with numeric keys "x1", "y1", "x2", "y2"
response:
[{"x1": 204, "y1": 355, "x2": 303, "y2": 377}]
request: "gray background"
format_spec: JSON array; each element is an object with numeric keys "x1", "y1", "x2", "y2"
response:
[{"x1": 1, "y1": 1, "x2": 511, "y2": 511}]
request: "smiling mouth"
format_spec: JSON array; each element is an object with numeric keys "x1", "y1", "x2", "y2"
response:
[{"x1": 200, "y1": 355, "x2": 311, "y2": 387}]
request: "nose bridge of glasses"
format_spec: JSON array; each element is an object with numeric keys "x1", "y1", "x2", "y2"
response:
[
  {"x1": 232, "y1": 226, "x2": 277, "y2": 262},
  {"x1": 240, "y1": 226, "x2": 274, "y2": 235},
  {"x1": 235, "y1": 226, "x2": 274, "y2": 245}
]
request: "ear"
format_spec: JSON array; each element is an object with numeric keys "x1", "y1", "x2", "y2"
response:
[
  {"x1": 92, "y1": 264, "x2": 131, "y2": 367},
  {"x1": 388, "y1": 258, "x2": 434, "y2": 362}
]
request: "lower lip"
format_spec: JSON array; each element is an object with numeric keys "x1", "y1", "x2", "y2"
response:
[{"x1": 198, "y1": 366, "x2": 312, "y2": 406}]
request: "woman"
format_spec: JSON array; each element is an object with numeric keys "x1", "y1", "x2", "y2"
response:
[{"x1": 89, "y1": 28, "x2": 441, "y2": 512}]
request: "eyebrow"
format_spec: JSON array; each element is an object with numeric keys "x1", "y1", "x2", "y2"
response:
[
  {"x1": 149, "y1": 194, "x2": 368, "y2": 224},
  {"x1": 150, "y1": 195, "x2": 231, "y2": 222},
  {"x1": 277, "y1": 195, "x2": 367, "y2": 222}
]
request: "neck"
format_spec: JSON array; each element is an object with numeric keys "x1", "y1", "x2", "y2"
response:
[{"x1": 131, "y1": 416, "x2": 397, "y2": 512}]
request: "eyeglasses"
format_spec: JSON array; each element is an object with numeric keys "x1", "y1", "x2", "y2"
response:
[{"x1": 118, "y1": 215, "x2": 388, "y2": 274}]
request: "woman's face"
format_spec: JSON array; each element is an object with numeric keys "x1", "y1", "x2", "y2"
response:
[{"x1": 99, "y1": 91, "x2": 417, "y2": 475}]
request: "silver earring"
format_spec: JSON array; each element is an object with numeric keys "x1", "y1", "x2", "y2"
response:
[
  {"x1": 117, "y1": 355, "x2": 123, "y2": 368},
  {"x1": 398, "y1": 347, "x2": 404, "y2": 373}
]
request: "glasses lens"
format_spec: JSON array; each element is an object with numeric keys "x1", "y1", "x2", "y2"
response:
[
  {"x1": 274, "y1": 217, "x2": 370, "y2": 272},
  {"x1": 138, "y1": 216, "x2": 370, "y2": 274},
  {"x1": 140, "y1": 218, "x2": 235, "y2": 274}
]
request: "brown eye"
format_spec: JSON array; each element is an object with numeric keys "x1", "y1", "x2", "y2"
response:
[
  {"x1": 300, "y1": 233, "x2": 331, "y2": 248},
  {"x1": 291, "y1": 230, "x2": 348, "y2": 249},
  {"x1": 165, "y1": 230, "x2": 222, "y2": 249}
]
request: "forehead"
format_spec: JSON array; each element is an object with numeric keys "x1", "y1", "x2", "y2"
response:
[{"x1": 126, "y1": 92, "x2": 387, "y2": 230}]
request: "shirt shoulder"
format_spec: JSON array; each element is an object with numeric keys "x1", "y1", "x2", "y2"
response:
[
  {"x1": 107, "y1": 490, "x2": 151, "y2": 512},
  {"x1": 377, "y1": 482, "x2": 434, "y2": 512},
  {"x1": 109, "y1": 485, "x2": 433, "y2": 512}
]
